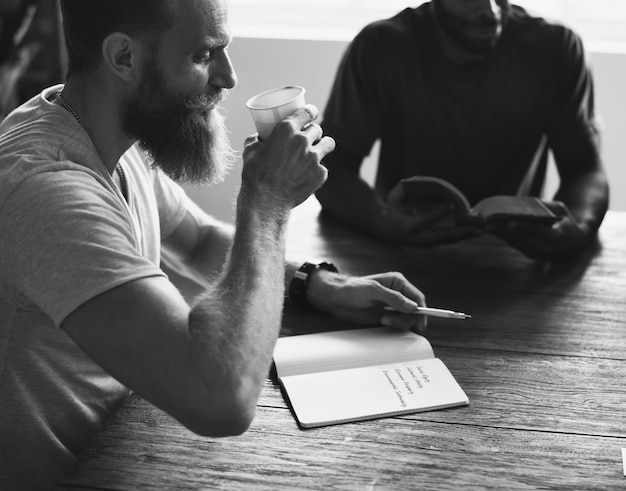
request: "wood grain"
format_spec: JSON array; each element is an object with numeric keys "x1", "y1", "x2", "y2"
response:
[
  {"x1": 57, "y1": 200, "x2": 626, "y2": 490},
  {"x1": 58, "y1": 396, "x2": 625, "y2": 490}
]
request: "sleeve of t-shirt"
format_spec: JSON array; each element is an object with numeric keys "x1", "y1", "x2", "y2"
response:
[
  {"x1": 547, "y1": 28, "x2": 601, "y2": 170},
  {"x1": 322, "y1": 23, "x2": 388, "y2": 157},
  {"x1": 0, "y1": 169, "x2": 166, "y2": 328}
]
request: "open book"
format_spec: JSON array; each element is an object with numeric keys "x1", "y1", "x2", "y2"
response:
[
  {"x1": 273, "y1": 327, "x2": 469, "y2": 429},
  {"x1": 401, "y1": 176, "x2": 558, "y2": 226}
]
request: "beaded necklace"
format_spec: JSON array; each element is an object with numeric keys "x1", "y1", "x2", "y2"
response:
[{"x1": 56, "y1": 90, "x2": 128, "y2": 201}]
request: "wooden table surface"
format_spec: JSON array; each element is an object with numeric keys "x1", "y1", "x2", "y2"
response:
[{"x1": 57, "y1": 198, "x2": 626, "y2": 490}]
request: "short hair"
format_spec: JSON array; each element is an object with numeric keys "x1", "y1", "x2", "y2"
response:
[{"x1": 60, "y1": 0, "x2": 176, "y2": 77}]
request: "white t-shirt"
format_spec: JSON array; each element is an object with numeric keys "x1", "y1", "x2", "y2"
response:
[{"x1": 0, "y1": 86, "x2": 189, "y2": 489}]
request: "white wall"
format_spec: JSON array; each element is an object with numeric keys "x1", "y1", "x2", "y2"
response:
[
  {"x1": 591, "y1": 51, "x2": 626, "y2": 209},
  {"x1": 184, "y1": 37, "x2": 626, "y2": 222},
  {"x1": 182, "y1": 37, "x2": 346, "y2": 223}
]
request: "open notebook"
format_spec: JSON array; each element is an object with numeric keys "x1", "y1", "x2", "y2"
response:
[{"x1": 273, "y1": 327, "x2": 469, "y2": 428}]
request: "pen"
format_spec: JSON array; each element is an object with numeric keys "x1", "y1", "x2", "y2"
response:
[{"x1": 384, "y1": 306, "x2": 471, "y2": 320}]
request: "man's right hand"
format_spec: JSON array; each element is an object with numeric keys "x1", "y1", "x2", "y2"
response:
[
  {"x1": 382, "y1": 181, "x2": 481, "y2": 247},
  {"x1": 241, "y1": 105, "x2": 335, "y2": 211}
]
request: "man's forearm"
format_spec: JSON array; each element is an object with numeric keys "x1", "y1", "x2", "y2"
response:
[
  {"x1": 187, "y1": 192, "x2": 290, "y2": 430},
  {"x1": 555, "y1": 168, "x2": 609, "y2": 236},
  {"x1": 316, "y1": 171, "x2": 390, "y2": 237}
]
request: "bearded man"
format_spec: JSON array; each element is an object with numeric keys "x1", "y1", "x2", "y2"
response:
[
  {"x1": 317, "y1": 0, "x2": 609, "y2": 259},
  {"x1": 0, "y1": 0, "x2": 432, "y2": 488}
]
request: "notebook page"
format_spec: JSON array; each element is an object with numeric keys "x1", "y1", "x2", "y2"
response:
[
  {"x1": 273, "y1": 327, "x2": 435, "y2": 378},
  {"x1": 280, "y1": 358, "x2": 469, "y2": 428}
]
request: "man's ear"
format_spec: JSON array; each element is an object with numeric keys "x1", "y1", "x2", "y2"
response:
[{"x1": 102, "y1": 32, "x2": 140, "y2": 82}]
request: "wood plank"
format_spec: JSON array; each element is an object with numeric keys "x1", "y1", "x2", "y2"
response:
[
  {"x1": 56, "y1": 206, "x2": 626, "y2": 490},
  {"x1": 284, "y1": 204, "x2": 626, "y2": 359},
  {"x1": 281, "y1": 290, "x2": 626, "y2": 360},
  {"x1": 260, "y1": 348, "x2": 626, "y2": 438},
  {"x1": 58, "y1": 398, "x2": 626, "y2": 490}
]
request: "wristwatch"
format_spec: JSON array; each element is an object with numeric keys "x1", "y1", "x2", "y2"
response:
[{"x1": 288, "y1": 261, "x2": 339, "y2": 309}]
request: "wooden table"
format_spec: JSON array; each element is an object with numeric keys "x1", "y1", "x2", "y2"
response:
[{"x1": 57, "y1": 198, "x2": 626, "y2": 490}]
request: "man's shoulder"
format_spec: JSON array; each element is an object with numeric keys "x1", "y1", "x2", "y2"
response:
[
  {"x1": 0, "y1": 161, "x2": 112, "y2": 217},
  {"x1": 0, "y1": 86, "x2": 119, "y2": 206},
  {"x1": 0, "y1": 87, "x2": 91, "y2": 169},
  {"x1": 357, "y1": 4, "x2": 430, "y2": 42},
  {"x1": 508, "y1": 5, "x2": 582, "y2": 49}
]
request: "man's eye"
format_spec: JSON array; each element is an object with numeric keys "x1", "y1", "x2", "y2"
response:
[{"x1": 194, "y1": 53, "x2": 212, "y2": 63}]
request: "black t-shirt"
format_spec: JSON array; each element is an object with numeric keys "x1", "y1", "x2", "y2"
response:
[{"x1": 322, "y1": 4, "x2": 599, "y2": 205}]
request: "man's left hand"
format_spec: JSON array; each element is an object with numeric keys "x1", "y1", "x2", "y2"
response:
[
  {"x1": 307, "y1": 270, "x2": 428, "y2": 332},
  {"x1": 491, "y1": 201, "x2": 590, "y2": 260}
]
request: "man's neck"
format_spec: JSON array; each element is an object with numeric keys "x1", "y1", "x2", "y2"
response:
[
  {"x1": 432, "y1": 24, "x2": 491, "y2": 68},
  {"x1": 430, "y1": 3, "x2": 500, "y2": 69},
  {"x1": 61, "y1": 80, "x2": 136, "y2": 175}
]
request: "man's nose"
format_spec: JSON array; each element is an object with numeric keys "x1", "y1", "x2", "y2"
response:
[
  {"x1": 473, "y1": 0, "x2": 501, "y2": 24},
  {"x1": 211, "y1": 52, "x2": 238, "y2": 90},
  {"x1": 476, "y1": 0, "x2": 499, "y2": 17}
]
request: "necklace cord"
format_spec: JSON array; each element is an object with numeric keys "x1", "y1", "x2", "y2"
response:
[{"x1": 56, "y1": 90, "x2": 128, "y2": 201}]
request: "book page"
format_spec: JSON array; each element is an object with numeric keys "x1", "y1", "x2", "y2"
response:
[
  {"x1": 471, "y1": 196, "x2": 557, "y2": 223},
  {"x1": 273, "y1": 327, "x2": 435, "y2": 378},
  {"x1": 280, "y1": 358, "x2": 469, "y2": 428}
]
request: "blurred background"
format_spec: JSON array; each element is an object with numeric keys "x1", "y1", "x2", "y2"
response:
[
  {"x1": 3, "y1": 1, "x2": 625, "y2": 222},
  {"x1": 0, "y1": 0, "x2": 64, "y2": 119}
]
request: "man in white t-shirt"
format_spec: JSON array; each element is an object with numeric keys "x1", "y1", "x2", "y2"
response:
[{"x1": 0, "y1": 1, "x2": 431, "y2": 488}]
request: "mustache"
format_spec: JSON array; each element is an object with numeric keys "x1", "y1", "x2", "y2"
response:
[{"x1": 185, "y1": 89, "x2": 227, "y2": 112}]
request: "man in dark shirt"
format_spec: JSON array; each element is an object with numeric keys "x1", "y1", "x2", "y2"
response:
[{"x1": 317, "y1": 0, "x2": 609, "y2": 259}]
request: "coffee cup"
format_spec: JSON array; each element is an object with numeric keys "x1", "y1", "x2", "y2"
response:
[{"x1": 246, "y1": 86, "x2": 306, "y2": 140}]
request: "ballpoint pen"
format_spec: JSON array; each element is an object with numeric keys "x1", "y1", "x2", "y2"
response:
[{"x1": 384, "y1": 306, "x2": 471, "y2": 320}]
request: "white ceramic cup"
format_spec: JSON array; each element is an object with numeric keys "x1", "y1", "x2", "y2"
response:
[{"x1": 246, "y1": 86, "x2": 306, "y2": 140}]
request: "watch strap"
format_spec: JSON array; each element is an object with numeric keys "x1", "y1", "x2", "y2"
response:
[{"x1": 288, "y1": 261, "x2": 338, "y2": 309}]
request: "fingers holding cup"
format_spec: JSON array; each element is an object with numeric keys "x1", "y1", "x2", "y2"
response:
[{"x1": 246, "y1": 86, "x2": 307, "y2": 141}]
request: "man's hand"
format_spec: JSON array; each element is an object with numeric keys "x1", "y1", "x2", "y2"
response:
[
  {"x1": 241, "y1": 105, "x2": 335, "y2": 211},
  {"x1": 490, "y1": 201, "x2": 591, "y2": 260},
  {"x1": 306, "y1": 269, "x2": 429, "y2": 332},
  {"x1": 381, "y1": 181, "x2": 481, "y2": 247}
]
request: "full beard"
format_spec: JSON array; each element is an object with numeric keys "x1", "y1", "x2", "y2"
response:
[{"x1": 122, "y1": 59, "x2": 236, "y2": 184}]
